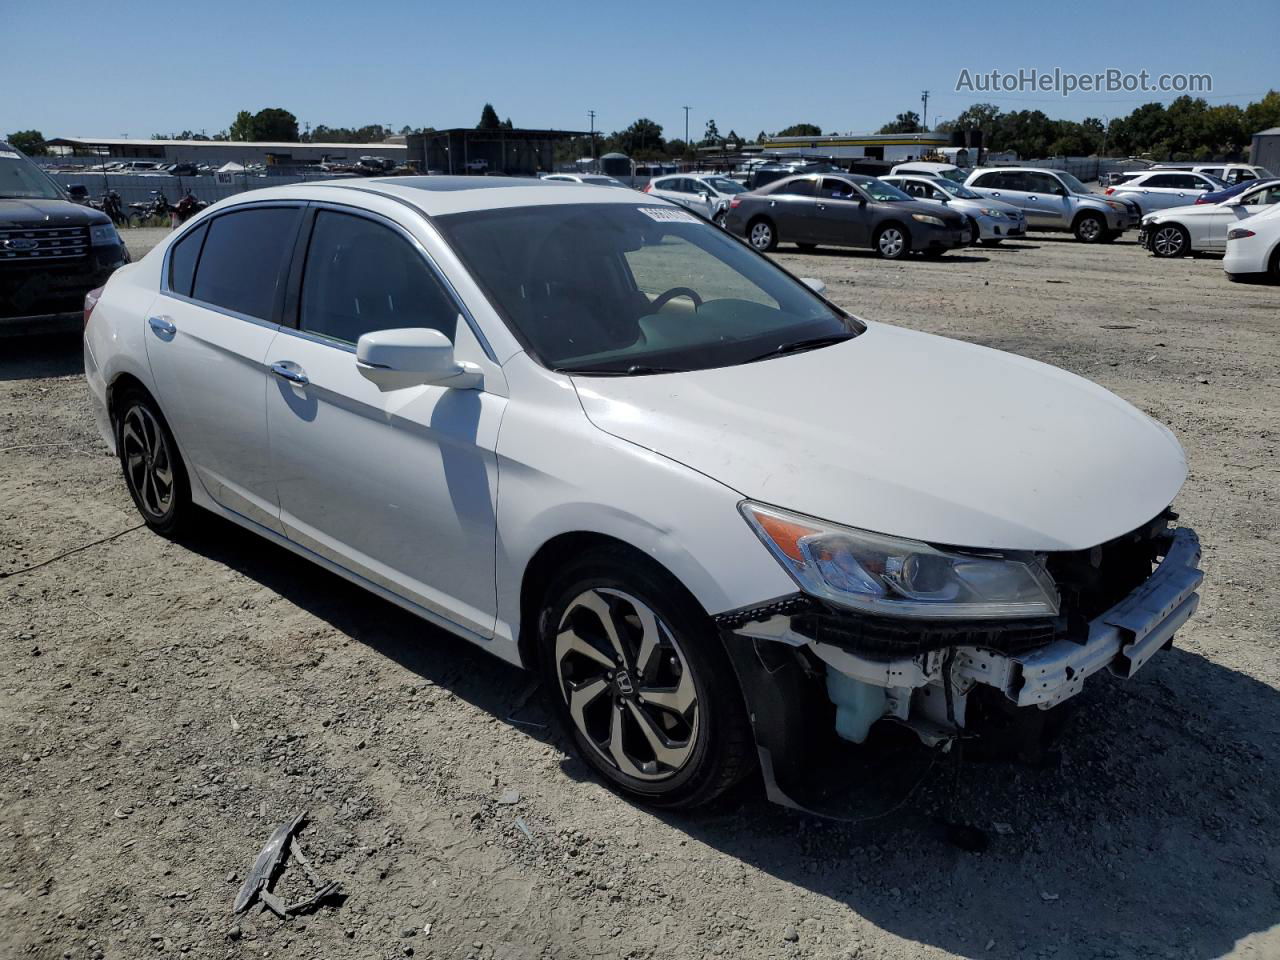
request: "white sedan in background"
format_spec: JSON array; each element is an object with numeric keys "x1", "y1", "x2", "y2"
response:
[
  {"x1": 540, "y1": 173, "x2": 628, "y2": 188},
  {"x1": 83, "y1": 176, "x2": 1202, "y2": 813},
  {"x1": 1140, "y1": 180, "x2": 1280, "y2": 257},
  {"x1": 1224, "y1": 202, "x2": 1280, "y2": 281},
  {"x1": 643, "y1": 173, "x2": 746, "y2": 226}
]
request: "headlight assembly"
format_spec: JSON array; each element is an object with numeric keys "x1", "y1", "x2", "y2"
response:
[
  {"x1": 740, "y1": 502, "x2": 1059, "y2": 620},
  {"x1": 979, "y1": 207, "x2": 1005, "y2": 218},
  {"x1": 89, "y1": 223, "x2": 121, "y2": 247},
  {"x1": 911, "y1": 213, "x2": 945, "y2": 227}
]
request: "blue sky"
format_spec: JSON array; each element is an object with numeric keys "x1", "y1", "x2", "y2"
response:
[{"x1": 3, "y1": 0, "x2": 1277, "y2": 141}]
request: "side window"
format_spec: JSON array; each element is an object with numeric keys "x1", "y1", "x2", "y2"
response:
[
  {"x1": 822, "y1": 178, "x2": 855, "y2": 199},
  {"x1": 1143, "y1": 174, "x2": 1178, "y2": 188},
  {"x1": 1256, "y1": 186, "x2": 1280, "y2": 205},
  {"x1": 167, "y1": 222, "x2": 207, "y2": 297},
  {"x1": 1026, "y1": 173, "x2": 1061, "y2": 194},
  {"x1": 191, "y1": 207, "x2": 301, "y2": 321},
  {"x1": 1199, "y1": 168, "x2": 1223, "y2": 178},
  {"x1": 928, "y1": 186, "x2": 950, "y2": 201},
  {"x1": 299, "y1": 210, "x2": 459, "y2": 346},
  {"x1": 783, "y1": 178, "x2": 815, "y2": 197},
  {"x1": 971, "y1": 172, "x2": 1000, "y2": 189}
]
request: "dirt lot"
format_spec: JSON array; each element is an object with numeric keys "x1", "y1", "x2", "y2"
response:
[{"x1": 2, "y1": 229, "x2": 1278, "y2": 960}]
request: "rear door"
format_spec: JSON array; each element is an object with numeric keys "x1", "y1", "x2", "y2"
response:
[
  {"x1": 264, "y1": 205, "x2": 505, "y2": 638},
  {"x1": 814, "y1": 177, "x2": 871, "y2": 246},
  {"x1": 769, "y1": 177, "x2": 821, "y2": 243},
  {"x1": 1021, "y1": 172, "x2": 1073, "y2": 227},
  {"x1": 144, "y1": 204, "x2": 303, "y2": 532},
  {"x1": 970, "y1": 171, "x2": 1032, "y2": 218}
]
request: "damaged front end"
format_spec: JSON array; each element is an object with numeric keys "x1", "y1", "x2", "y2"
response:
[{"x1": 716, "y1": 516, "x2": 1203, "y2": 816}]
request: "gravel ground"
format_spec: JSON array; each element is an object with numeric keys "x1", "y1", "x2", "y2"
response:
[{"x1": 2, "y1": 230, "x2": 1278, "y2": 960}]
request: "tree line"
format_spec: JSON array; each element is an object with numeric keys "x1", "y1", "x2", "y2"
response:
[{"x1": 10, "y1": 91, "x2": 1279, "y2": 162}]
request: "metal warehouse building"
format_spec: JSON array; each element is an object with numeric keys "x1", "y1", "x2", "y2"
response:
[
  {"x1": 1251, "y1": 128, "x2": 1280, "y2": 176},
  {"x1": 45, "y1": 137, "x2": 407, "y2": 166},
  {"x1": 761, "y1": 131, "x2": 953, "y2": 163}
]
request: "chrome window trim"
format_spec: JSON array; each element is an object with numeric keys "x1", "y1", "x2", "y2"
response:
[
  {"x1": 157, "y1": 289, "x2": 282, "y2": 333},
  {"x1": 159, "y1": 201, "x2": 305, "y2": 301}
]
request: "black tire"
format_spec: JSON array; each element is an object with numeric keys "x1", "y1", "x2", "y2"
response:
[
  {"x1": 712, "y1": 210, "x2": 727, "y2": 229},
  {"x1": 965, "y1": 217, "x2": 980, "y2": 245},
  {"x1": 114, "y1": 388, "x2": 192, "y2": 537},
  {"x1": 1269, "y1": 246, "x2": 1280, "y2": 282},
  {"x1": 537, "y1": 546, "x2": 755, "y2": 808},
  {"x1": 873, "y1": 222, "x2": 910, "y2": 259},
  {"x1": 746, "y1": 217, "x2": 777, "y2": 252},
  {"x1": 796, "y1": 242, "x2": 817, "y2": 252},
  {"x1": 1149, "y1": 223, "x2": 1189, "y2": 258},
  {"x1": 1073, "y1": 212, "x2": 1106, "y2": 243}
]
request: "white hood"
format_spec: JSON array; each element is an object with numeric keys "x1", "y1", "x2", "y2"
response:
[{"x1": 572, "y1": 322, "x2": 1186, "y2": 552}]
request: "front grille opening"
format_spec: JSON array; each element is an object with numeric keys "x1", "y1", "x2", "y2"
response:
[{"x1": 0, "y1": 225, "x2": 91, "y2": 263}]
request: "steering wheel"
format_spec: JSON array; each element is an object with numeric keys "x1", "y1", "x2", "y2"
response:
[{"x1": 650, "y1": 286, "x2": 703, "y2": 313}]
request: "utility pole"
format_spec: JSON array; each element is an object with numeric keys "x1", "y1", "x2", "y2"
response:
[
  {"x1": 921, "y1": 90, "x2": 930, "y2": 130},
  {"x1": 588, "y1": 110, "x2": 597, "y2": 171},
  {"x1": 683, "y1": 105, "x2": 691, "y2": 161}
]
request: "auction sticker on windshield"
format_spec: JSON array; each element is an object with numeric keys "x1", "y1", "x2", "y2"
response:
[{"x1": 638, "y1": 207, "x2": 701, "y2": 223}]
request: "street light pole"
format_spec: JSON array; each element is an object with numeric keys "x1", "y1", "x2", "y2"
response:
[
  {"x1": 683, "y1": 105, "x2": 691, "y2": 162},
  {"x1": 588, "y1": 109, "x2": 597, "y2": 172}
]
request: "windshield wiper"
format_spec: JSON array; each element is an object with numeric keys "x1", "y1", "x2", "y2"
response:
[
  {"x1": 557, "y1": 364, "x2": 686, "y2": 376},
  {"x1": 743, "y1": 334, "x2": 854, "y2": 364}
]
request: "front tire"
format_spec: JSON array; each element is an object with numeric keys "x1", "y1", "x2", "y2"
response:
[
  {"x1": 747, "y1": 217, "x2": 777, "y2": 252},
  {"x1": 538, "y1": 548, "x2": 754, "y2": 808},
  {"x1": 874, "y1": 223, "x2": 910, "y2": 259},
  {"x1": 965, "y1": 217, "x2": 980, "y2": 245},
  {"x1": 115, "y1": 389, "x2": 191, "y2": 536},
  {"x1": 1150, "y1": 223, "x2": 1189, "y2": 258},
  {"x1": 1074, "y1": 212, "x2": 1106, "y2": 243}
]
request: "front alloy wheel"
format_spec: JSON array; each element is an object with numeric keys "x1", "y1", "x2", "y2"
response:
[
  {"x1": 875, "y1": 225, "x2": 908, "y2": 259},
  {"x1": 1151, "y1": 224, "x2": 1188, "y2": 258},
  {"x1": 554, "y1": 588, "x2": 698, "y2": 782}
]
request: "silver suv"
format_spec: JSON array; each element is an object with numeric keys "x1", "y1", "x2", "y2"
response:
[{"x1": 964, "y1": 167, "x2": 1135, "y2": 243}]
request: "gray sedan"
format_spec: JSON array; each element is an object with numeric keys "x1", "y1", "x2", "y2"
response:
[
  {"x1": 882, "y1": 174, "x2": 1027, "y2": 245},
  {"x1": 724, "y1": 174, "x2": 969, "y2": 259}
]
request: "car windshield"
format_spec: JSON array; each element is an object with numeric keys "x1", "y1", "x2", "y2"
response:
[
  {"x1": 1056, "y1": 171, "x2": 1091, "y2": 194},
  {"x1": 936, "y1": 168, "x2": 967, "y2": 183},
  {"x1": 1257, "y1": 167, "x2": 1275, "y2": 178},
  {"x1": 703, "y1": 177, "x2": 746, "y2": 194},
  {"x1": 434, "y1": 203, "x2": 859, "y2": 374},
  {"x1": 582, "y1": 176, "x2": 623, "y2": 186},
  {"x1": 852, "y1": 176, "x2": 912, "y2": 202},
  {"x1": 0, "y1": 150, "x2": 66, "y2": 200}
]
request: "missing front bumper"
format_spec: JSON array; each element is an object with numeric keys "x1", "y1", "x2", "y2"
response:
[{"x1": 720, "y1": 527, "x2": 1203, "y2": 811}]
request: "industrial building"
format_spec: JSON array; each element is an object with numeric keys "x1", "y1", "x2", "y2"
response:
[
  {"x1": 404, "y1": 128, "x2": 587, "y2": 176},
  {"x1": 44, "y1": 136, "x2": 407, "y2": 166},
  {"x1": 1251, "y1": 128, "x2": 1280, "y2": 175},
  {"x1": 761, "y1": 131, "x2": 954, "y2": 163}
]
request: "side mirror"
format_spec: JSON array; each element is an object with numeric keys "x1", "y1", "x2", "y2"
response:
[
  {"x1": 356, "y1": 326, "x2": 481, "y2": 391},
  {"x1": 66, "y1": 184, "x2": 89, "y2": 202},
  {"x1": 800, "y1": 277, "x2": 827, "y2": 297}
]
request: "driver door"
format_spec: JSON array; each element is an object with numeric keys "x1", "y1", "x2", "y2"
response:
[
  {"x1": 814, "y1": 177, "x2": 871, "y2": 246},
  {"x1": 264, "y1": 206, "x2": 507, "y2": 638}
]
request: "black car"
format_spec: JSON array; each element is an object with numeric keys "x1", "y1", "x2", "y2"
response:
[
  {"x1": 1, "y1": 142, "x2": 130, "y2": 335},
  {"x1": 725, "y1": 173, "x2": 969, "y2": 259}
]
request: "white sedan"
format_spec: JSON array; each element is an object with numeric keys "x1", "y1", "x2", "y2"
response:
[
  {"x1": 1139, "y1": 180, "x2": 1280, "y2": 257},
  {"x1": 84, "y1": 177, "x2": 1203, "y2": 811},
  {"x1": 1224, "y1": 202, "x2": 1280, "y2": 281}
]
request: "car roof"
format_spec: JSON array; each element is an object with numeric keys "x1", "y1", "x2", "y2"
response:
[{"x1": 220, "y1": 176, "x2": 657, "y2": 217}]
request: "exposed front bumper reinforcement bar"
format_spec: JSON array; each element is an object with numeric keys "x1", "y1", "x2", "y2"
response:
[{"x1": 720, "y1": 527, "x2": 1203, "y2": 815}]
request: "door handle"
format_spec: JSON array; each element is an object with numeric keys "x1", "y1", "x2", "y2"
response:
[
  {"x1": 817, "y1": 203, "x2": 826, "y2": 210},
  {"x1": 270, "y1": 361, "x2": 309, "y2": 386},
  {"x1": 991, "y1": 192, "x2": 1001, "y2": 197},
  {"x1": 148, "y1": 315, "x2": 176, "y2": 337},
  {"x1": 1028, "y1": 195, "x2": 1038, "y2": 200}
]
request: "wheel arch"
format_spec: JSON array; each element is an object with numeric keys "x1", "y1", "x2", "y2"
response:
[{"x1": 516, "y1": 530, "x2": 710, "y2": 671}]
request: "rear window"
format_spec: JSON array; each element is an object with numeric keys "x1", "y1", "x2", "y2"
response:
[
  {"x1": 191, "y1": 207, "x2": 301, "y2": 321},
  {"x1": 167, "y1": 223, "x2": 207, "y2": 297}
]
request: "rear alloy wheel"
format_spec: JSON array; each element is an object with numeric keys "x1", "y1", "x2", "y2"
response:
[
  {"x1": 748, "y1": 219, "x2": 777, "y2": 252},
  {"x1": 1150, "y1": 224, "x2": 1189, "y2": 258},
  {"x1": 116, "y1": 391, "x2": 191, "y2": 536},
  {"x1": 1074, "y1": 213, "x2": 1105, "y2": 243},
  {"x1": 874, "y1": 224, "x2": 909, "y2": 259},
  {"x1": 539, "y1": 552, "x2": 754, "y2": 807}
]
